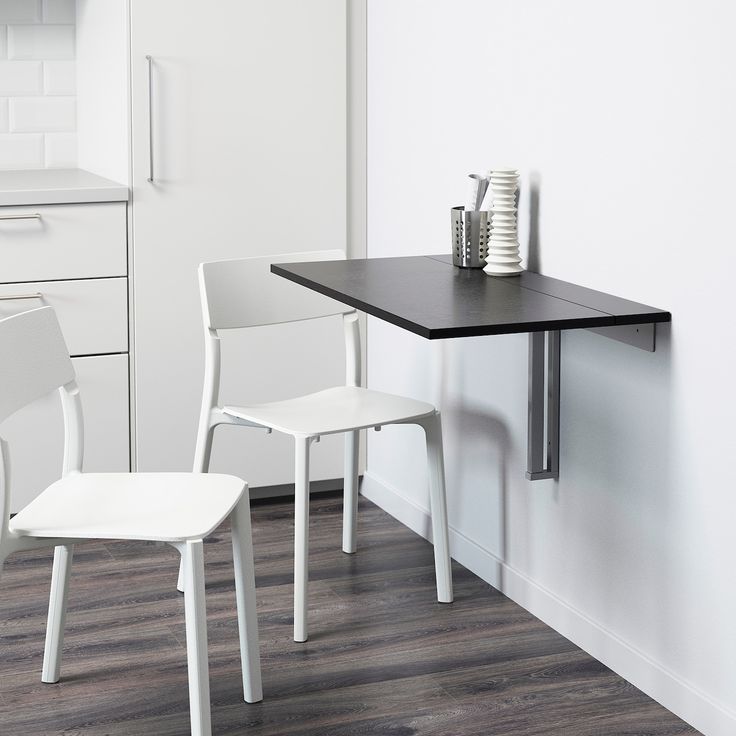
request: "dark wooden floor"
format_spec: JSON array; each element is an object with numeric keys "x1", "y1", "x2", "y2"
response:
[{"x1": 0, "y1": 494, "x2": 698, "y2": 736}]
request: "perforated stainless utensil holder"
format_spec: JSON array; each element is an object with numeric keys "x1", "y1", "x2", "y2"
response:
[{"x1": 451, "y1": 206, "x2": 490, "y2": 268}]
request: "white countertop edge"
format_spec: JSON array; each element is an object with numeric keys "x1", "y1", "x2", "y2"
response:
[{"x1": 0, "y1": 169, "x2": 129, "y2": 207}]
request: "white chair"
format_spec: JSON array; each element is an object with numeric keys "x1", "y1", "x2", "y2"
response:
[
  {"x1": 180, "y1": 250, "x2": 453, "y2": 643},
  {"x1": 0, "y1": 306, "x2": 262, "y2": 736}
]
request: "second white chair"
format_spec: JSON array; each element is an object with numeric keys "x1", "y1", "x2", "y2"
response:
[{"x1": 179, "y1": 250, "x2": 453, "y2": 642}]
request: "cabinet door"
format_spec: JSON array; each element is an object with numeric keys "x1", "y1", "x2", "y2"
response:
[
  {"x1": 0, "y1": 203, "x2": 127, "y2": 283},
  {"x1": 130, "y1": 0, "x2": 347, "y2": 482},
  {"x1": 1, "y1": 355, "x2": 130, "y2": 513},
  {"x1": 0, "y1": 278, "x2": 128, "y2": 356}
]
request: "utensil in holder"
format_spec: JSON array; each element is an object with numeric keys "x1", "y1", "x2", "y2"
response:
[{"x1": 451, "y1": 206, "x2": 490, "y2": 268}]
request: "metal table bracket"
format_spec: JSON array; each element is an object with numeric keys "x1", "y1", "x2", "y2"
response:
[
  {"x1": 526, "y1": 323, "x2": 657, "y2": 481},
  {"x1": 526, "y1": 331, "x2": 560, "y2": 481},
  {"x1": 587, "y1": 323, "x2": 656, "y2": 352}
]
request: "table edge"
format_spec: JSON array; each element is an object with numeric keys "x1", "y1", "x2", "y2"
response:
[{"x1": 271, "y1": 260, "x2": 671, "y2": 340}]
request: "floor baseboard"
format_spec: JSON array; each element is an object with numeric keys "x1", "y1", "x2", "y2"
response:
[{"x1": 250, "y1": 477, "x2": 345, "y2": 501}]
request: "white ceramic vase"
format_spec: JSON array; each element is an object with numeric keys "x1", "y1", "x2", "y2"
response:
[{"x1": 483, "y1": 169, "x2": 524, "y2": 277}]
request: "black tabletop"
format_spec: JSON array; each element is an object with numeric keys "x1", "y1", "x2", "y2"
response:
[{"x1": 272, "y1": 254, "x2": 671, "y2": 340}]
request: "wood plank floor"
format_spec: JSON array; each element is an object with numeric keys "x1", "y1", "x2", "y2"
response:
[{"x1": 0, "y1": 494, "x2": 699, "y2": 736}]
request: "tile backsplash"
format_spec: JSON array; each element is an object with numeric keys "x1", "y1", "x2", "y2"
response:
[{"x1": 0, "y1": 0, "x2": 76, "y2": 170}]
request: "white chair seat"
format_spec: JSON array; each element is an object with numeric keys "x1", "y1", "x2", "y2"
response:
[
  {"x1": 223, "y1": 386, "x2": 435, "y2": 437},
  {"x1": 9, "y1": 472, "x2": 244, "y2": 543}
]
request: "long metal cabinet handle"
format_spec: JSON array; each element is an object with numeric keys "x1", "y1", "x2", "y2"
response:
[
  {"x1": 146, "y1": 55, "x2": 154, "y2": 182},
  {"x1": 0, "y1": 292, "x2": 43, "y2": 300},
  {"x1": 0, "y1": 213, "x2": 41, "y2": 221}
]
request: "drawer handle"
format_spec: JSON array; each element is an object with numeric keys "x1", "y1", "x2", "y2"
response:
[
  {"x1": 0, "y1": 292, "x2": 43, "y2": 301},
  {"x1": 0, "y1": 213, "x2": 41, "y2": 221}
]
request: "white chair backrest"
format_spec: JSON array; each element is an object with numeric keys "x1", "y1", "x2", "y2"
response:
[
  {"x1": 0, "y1": 306, "x2": 75, "y2": 424},
  {"x1": 199, "y1": 250, "x2": 352, "y2": 330}
]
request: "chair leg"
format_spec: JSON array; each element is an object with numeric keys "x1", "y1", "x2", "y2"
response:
[
  {"x1": 294, "y1": 436, "x2": 311, "y2": 642},
  {"x1": 178, "y1": 422, "x2": 218, "y2": 593},
  {"x1": 176, "y1": 556, "x2": 184, "y2": 593},
  {"x1": 183, "y1": 540, "x2": 212, "y2": 736},
  {"x1": 422, "y1": 414, "x2": 453, "y2": 603},
  {"x1": 42, "y1": 544, "x2": 74, "y2": 683},
  {"x1": 230, "y1": 492, "x2": 263, "y2": 703},
  {"x1": 176, "y1": 551, "x2": 186, "y2": 594},
  {"x1": 342, "y1": 429, "x2": 360, "y2": 554}
]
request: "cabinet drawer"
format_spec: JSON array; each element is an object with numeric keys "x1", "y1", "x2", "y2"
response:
[
  {"x1": 1, "y1": 354, "x2": 130, "y2": 512},
  {"x1": 0, "y1": 278, "x2": 128, "y2": 356},
  {"x1": 0, "y1": 202, "x2": 127, "y2": 283}
]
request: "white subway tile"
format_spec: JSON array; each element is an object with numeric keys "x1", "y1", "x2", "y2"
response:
[
  {"x1": 8, "y1": 24, "x2": 74, "y2": 60},
  {"x1": 42, "y1": 0, "x2": 75, "y2": 24},
  {"x1": 0, "y1": 60, "x2": 42, "y2": 94},
  {"x1": 44, "y1": 131, "x2": 75, "y2": 167},
  {"x1": 0, "y1": 3, "x2": 77, "y2": 165},
  {"x1": 0, "y1": 99, "x2": 8, "y2": 132},
  {"x1": 0, "y1": 133, "x2": 44, "y2": 169},
  {"x1": 43, "y1": 59, "x2": 74, "y2": 94},
  {"x1": 0, "y1": 1, "x2": 41, "y2": 24},
  {"x1": 10, "y1": 96, "x2": 75, "y2": 132}
]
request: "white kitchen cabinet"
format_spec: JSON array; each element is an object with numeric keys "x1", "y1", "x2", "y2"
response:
[
  {"x1": 127, "y1": 0, "x2": 348, "y2": 485},
  {"x1": 0, "y1": 202, "x2": 127, "y2": 283},
  {"x1": 0, "y1": 172, "x2": 131, "y2": 512},
  {"x1": 0, "y1": 277, "x2": 128, "y2": 356}
]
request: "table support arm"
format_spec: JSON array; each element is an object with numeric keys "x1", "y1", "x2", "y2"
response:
[{"x1": 526, "y1": 330, "x2": 560, "y2": 481}]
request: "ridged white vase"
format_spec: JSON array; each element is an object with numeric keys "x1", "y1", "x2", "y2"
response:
[{"x1": 483, "y1": 169, "x2": 524, "y2": 277}]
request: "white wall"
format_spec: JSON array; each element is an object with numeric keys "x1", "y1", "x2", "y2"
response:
[
  {"x1": 0, "y1": 0, "x2": 76, "y2": 169},
  {"x1": 362, "y1": 2, "x2": 736, "y2": 733}
]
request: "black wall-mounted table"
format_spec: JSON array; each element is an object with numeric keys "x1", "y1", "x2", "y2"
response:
[{"x1": 272, "y1": 255, "x2": 671, "y2": 480}]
